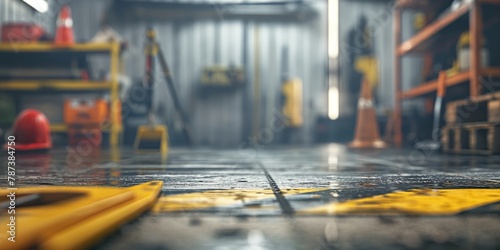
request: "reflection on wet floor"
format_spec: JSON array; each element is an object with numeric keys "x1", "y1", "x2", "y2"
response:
[
  {"x1": 1, "y1": 144, "x2": 500, "y2": 249},
  {"x1": 4, "y1": 144, "x2": 500, "y2": 196}
]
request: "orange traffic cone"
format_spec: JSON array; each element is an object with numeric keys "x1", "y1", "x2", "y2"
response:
[
  {"x1": 349, "y1": 78, "x2": 386, "y2": 149},
  {"x1": 54, "y1": 5, "x2": 74, "y2": 45}
]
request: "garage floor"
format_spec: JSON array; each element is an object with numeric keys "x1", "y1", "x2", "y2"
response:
[{"x1": 4, "y1": 144, "x2": 500, "y2": 249}]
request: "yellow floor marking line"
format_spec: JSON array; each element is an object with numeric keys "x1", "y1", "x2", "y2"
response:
[
  {"x1": 0, "y1": 181, "x2": 162, "y2": 250},
  {"x1": 302, "y1": 188, "x2": 500, "y2": 215},
  {"x1": 153, "y1": 188, "x2": 327, "y2": 213}
]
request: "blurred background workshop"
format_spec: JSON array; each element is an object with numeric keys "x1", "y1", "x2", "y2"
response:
[{"x1": 1, "y1": 0, "x2": 500, "y2": 249}]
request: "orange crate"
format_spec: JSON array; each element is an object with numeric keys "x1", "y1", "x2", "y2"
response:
[{"x1": 64, "y1": 98, "x2": 107, "y2": 126}]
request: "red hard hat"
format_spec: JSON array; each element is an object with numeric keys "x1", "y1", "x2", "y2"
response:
[{"x1": 7, "y1": 109, "x2": 52, "y2": 151}]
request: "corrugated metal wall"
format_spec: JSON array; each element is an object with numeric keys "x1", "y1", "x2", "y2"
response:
[
  {"x1": 1, "y1": 0, "x2": 38, "y2": 24},
  {"x1": 70, "y1": 0, "x2": 328, "y2": 147}
]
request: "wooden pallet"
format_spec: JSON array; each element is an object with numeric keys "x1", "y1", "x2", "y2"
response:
[
  {"x1": 446, "y1": 91, "x2": 500, "y2": 125},
  {"x1": 442, "y1": 123, "x2": 500, "y2": 155}
]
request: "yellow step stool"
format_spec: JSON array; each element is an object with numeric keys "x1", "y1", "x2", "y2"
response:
[{"x1": 133, "y1": 125, "x2": 168, "y2": 156}]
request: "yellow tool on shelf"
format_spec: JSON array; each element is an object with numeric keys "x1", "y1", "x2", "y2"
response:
[
  {"x1": 444, "y1": 32, "x2": 488, "y2": 77},
  {"x1": 281, "y1": 78, "x2": 303, "y2": 128},
  {"x1": 414, "y1": 12, "x2": 426, "y2": 31},
  {"x1": 0, "y1": 181, "x2": 163, "y2": 250},
  {"x1": 200, "y1": 65, "x2": 245, "y2": 87}
]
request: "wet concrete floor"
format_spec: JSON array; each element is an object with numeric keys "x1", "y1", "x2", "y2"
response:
[{"x1": 2, "y1": 144, "x2": 500, "y2": 249}]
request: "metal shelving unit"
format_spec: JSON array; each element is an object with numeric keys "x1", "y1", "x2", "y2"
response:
[
  {"x1": 0, "y1": 42, "x2": 122, "y2": 147},
  {"x1": 392, "y1": 0, "x2": 500, "y2": 146}
]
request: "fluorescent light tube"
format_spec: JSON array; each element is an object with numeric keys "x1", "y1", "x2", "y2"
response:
[
  {"x1": 22, "y1": 0, "x2": 49, "y2": 13},
  {"x1": 328, "y1": 86, "x2": 339, "y2": 120},
  {"x1": 328, "y1": 0, "x2": 339, "y2": 58}
]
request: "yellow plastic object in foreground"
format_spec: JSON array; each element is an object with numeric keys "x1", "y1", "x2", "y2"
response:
[{"x1": 0, "y1": 181, "x2": 163, "y2": 250}]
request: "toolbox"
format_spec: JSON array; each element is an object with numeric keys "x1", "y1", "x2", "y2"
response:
[
  {"x1": 1, "y1": 23, "x2": 45, "y2": 42},
  {"x1": 64, "y1": 98, "x2": 107, "y2": 126}
]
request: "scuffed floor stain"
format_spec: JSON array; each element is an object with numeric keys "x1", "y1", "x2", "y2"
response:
[
  {"x1": 302, "y1": 188, "x2": 500, "y2": 215},
  {"x1": 153, "y1": 188, "x2": 327, "y2": 213}
]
